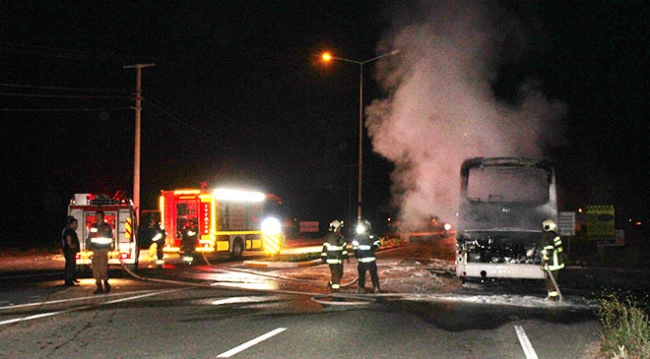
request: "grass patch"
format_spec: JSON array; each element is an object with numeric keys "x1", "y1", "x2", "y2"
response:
[{"x1": 595, "y1": 291, "x2": 650, "y2": 358}]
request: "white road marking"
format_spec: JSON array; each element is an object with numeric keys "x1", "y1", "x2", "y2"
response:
[
  {"x1": 514, "y1": 325, "x2": 539, "y2": 359},
  {"x1": 210, "y1": 295, "x2": 283, "y2": 306},
  {"x1": 0, "y1": 288, "x2": 183, "y2": 326},
  {"x1": 0, "y1": 290, "x2": 157, "y2": 310},
  {"x1": 216, "y1": 327, "x2": 287, "y2": 358}
]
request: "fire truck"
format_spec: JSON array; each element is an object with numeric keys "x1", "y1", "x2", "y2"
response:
[
  {"x1": 67, "y1": 192, "x2": 139, "y2": 272},
  {"x1": 159, "y1": 187, "x2": 284, "y2": 258}
]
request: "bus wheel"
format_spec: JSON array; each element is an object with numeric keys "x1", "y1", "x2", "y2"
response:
[{"x1": 230, "y1": 238, "x2": 244, "y2": 259}]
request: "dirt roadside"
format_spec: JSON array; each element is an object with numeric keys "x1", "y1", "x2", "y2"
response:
[{"x1": 0, "y1": 250, "x2": 64, "y2": 273}]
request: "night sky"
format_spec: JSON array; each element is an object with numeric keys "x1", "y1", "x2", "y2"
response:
[{"x1": 1, "y1": 1, "x2": 648, "y2": 247}]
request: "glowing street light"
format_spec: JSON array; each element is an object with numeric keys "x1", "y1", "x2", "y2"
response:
[{"x1": 321, "y1": 50, "x2": 399, "y2": 224}]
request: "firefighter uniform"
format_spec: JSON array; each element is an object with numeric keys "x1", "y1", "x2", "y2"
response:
[
  {"x1": 139, "y1": 217, "x2": 166, "y2": 265},
  {"x1": 321, "y1": 220, "x2": 347, "y2": 292},
  {"x1": 87, "y1": 211, "x2": 113, "y2": 294},
  {"x1": 352, "y1": 220, "x2": 381, "y2": 293},
  {"x1": 541, "y1": 219, "x2": 564, "y2": 301},
  {"x1": 181, "y1": 221, "x2": 198, "y2": 264},
  {"x1": 61, "y1": 216, "x2": 80, "y2": 287}
]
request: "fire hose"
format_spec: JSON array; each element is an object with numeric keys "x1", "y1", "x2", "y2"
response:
[
  {"x1": 119, "y1": 259, "x2": 572, "y2": 308},
  {"x1": 119, "y1": 258, "x2": 380, "y2": 307},
  {"x1": 544, "y1": 264, "x2": 563, "y2": 302},
  {"x1": 201, "y1": 252, "x2": 375, "y2": 305}
]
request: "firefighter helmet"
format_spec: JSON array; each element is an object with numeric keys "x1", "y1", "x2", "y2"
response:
[
  {"x1": 542, "y1": 219, "x2": 557, "y2": 232},
  {"x1": 329, "y1": 220, "x2": 342, "y2": 232}
]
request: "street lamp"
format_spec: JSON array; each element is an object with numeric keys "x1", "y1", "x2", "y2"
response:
[{"x1": 322, "y1": 50, "x2": 399, "y2": 224}]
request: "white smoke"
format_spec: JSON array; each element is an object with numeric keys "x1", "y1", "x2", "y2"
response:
[{"x1": 366, "y1": 1, "x2": 566, "y2": 231}]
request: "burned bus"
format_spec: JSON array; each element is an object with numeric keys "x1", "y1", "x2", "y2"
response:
[{"x1": 455, "y1": 157, "x2": 558, "y2": 281}]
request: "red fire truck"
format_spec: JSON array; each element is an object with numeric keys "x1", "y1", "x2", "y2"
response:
[
  {"x1": 159, "y1": 187, "x2": 284, "y2": 258},
  {"x1": 67, "y1": 192, "x2": 139, "y2": 271}
]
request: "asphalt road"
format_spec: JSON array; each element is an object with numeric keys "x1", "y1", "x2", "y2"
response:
[
  {"x1": 0, "y1": 240, "x2": 606, "y2": 358},
  {"x1": 0, "y1": 285, "x2": 600, "y2": 358}
]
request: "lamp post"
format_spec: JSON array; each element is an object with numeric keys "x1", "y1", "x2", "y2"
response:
[{"x1": 322, "y1": 50, "x2": 398, "y2": 224}]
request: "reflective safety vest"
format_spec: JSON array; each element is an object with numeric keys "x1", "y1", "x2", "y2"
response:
[
  {"x1": 352, "y1": 233, "x2": 380, "y2": 263},
  {"x1": 541, "y1": 232, "x2": 564, "y2": 271},
  {"x1": 152, "y1": 231, "x2": 164, "y2": 242},
  {"x1": 88, "y1": 222, "x2": 113, "y2": 250},
  {"x1": 321, "y1": 232, "x2": 347, "y2": 264}
]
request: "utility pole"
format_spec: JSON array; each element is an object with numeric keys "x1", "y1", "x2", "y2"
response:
[{"x1": 123, "y1": 63, "x2": 155, "y2": 220}]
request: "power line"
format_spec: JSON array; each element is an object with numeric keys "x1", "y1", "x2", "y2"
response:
[
  {"x1": 0, "y1": 82, "x2": 128, "y2": 94},
  {"x1": 0, "y1": 91, "x2": 130, "y2": 99},
  {"x1": 145, "y1": 95, "x2": 209, "y2": 132},
  {"x1": 0, "y1": 42, "x2": 147, "y2": 62},
  {"x1": 0, "y1": 83, "x2": 132, "y2": 111},
  {"x1": 143, "y1": 99, "x2": 213, "y2": 143},
  {"x1": 0, "y1": 107, "x2": 132, "y2": 112}
]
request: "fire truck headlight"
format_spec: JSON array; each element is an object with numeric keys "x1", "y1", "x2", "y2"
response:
[
  {"x1": 261, "y1": 217, "x2": 281, "y2": 234},
  {"x1": 444, "y1": 223, "x2": 452, "y2": 231}
]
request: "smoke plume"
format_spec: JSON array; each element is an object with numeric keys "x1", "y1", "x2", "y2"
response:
[{"x1": 366, "y1": 1, "x2": 566, "y2": 231}]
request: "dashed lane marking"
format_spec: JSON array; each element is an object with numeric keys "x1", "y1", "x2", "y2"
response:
[
  {"x1": 514, "y1": 325, "x2": 539, "y2": 359},
  {"x1": 0, "y1": 290, "x2": 158, "y2": 310},
  {"x1": 0, "y1": 288, "x2": 184, "y2": 326},
  {"x1": 216, "y1": 327, "x2": 287, "y2": 358}
]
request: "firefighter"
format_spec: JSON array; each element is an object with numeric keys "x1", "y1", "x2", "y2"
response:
[
  {"x1": 353, "y1": 220, "x2": 381, "y2": 294},
  {"x1": 87, "y1": 210, "x2": 113, "y2": 294},
  {"x1": 181, "y1": 220, "x2": 198, "y2": 264},
  {"x1": 541, "y1": 219, "x2": 565, "y2": 301},
  {"x1": 139, "y1": 216, "x2": 166, "y2": 265},
  {"x1": 61, "y1": 216, "x2": 80, "y2": 287},
  {"x1": 321, "y1": 220, "x2": 347, "y2": 293}
]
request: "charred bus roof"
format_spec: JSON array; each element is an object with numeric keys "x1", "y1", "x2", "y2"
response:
[{"x1": 460, "y1": 157, "x2": 554, "y2": 176}]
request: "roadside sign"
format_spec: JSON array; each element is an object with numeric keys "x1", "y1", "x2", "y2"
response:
[
  {"x1": 558, "y1": 212, "x2": 575, "y2": 236},
  {"x1": 586, "y1": 205, "x2": 615, "y2": 242},
  {"x1": 299, "y1": 221, "x2": 320, "y2": 233},
  {"x1": 604, "y1": 229, "x2": 626, "y2": 246}
]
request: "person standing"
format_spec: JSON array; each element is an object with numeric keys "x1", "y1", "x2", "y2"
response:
[
  {"x1": 180, "y1": 220, "x2": 198, "y2": 264},
  {"x1": 139, "y1": 215, "x2": 166, "y2": 266},
  {"x1": 87, "y1": 210, "x2": 113, "y2": 294},
  {"x1": 352, "y1": 220, "x2": 381, "y2": 294},
  {"x1": 321, "y1": 220, "x2": 347, "y2": 293},
  {"x1": 541, "y1": 219, "x2": 565, "y2": 301},
  {"x1": 61, "y1": 216, "x2": 80, "y2": 287}
]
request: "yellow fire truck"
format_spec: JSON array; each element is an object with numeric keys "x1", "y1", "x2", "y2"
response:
[
  {"x1": 67, "y1": 192, "x2": 139, "y2": 272},
  {"x1": 159, "y1": 187, "x2": 284, "y2": 258}
]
